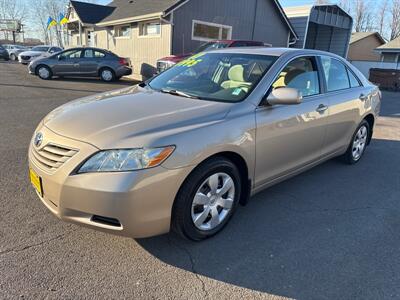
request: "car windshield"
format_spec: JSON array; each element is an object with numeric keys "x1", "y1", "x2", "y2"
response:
[
  {"x1": 195, "y1": 42, "x2": 230, "y2": 53},
  {"x1": 148, "y1": 52, "x2": 277, "y2": 102},
  {"x1": 32, "y1": 46, "x2": 49, "y2": 52}
]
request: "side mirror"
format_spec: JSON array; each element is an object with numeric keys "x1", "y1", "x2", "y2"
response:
[
  {"x1": 266, "y1": 87, "x2": 302, "y2": 106},
  {"x1": 58, "y1": 55, "x2": 64, "y2": 60}
]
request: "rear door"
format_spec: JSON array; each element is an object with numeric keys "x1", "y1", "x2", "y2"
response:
[
  {"x1": 255, "y1": 56, "x2": 330, "y2": 186},
  {"x1": 318, "y1": 56, "x2": 371, "y2": 155},
  {"x1": 79, "y1": 49, "x2": 106, "y2": 75}
]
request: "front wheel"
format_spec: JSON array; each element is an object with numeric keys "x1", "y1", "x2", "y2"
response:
[
  {"x1": 36, "y1": 65, "x2": 52, "y2": 80},
  {"x1": 10, "y1": 54, "x2": 16, "y2": 61},
  {"x1": 342, "y1": 120, "x2": 370, "y2": 164},
  {"x1": 172, "y1": 157, "x2": 242, "y2": 241}
]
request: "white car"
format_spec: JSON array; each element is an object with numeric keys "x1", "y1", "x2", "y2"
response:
[{"x1": 18, "y1": 45, "x2": 63, "y2": 64}]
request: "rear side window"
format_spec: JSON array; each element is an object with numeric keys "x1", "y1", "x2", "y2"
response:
[
  {"x1": 321, "y1": 57, "x2": 351, "y2": 92},
  {"x1": 347, "y1": 68, "x2": 361, "y2": 88},
  {"x1": 84, "y1": 49, "x2": 106, "y2": 58}
]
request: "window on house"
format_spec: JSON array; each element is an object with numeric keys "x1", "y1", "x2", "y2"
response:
[
  {"x1": 382, "y1": 53, "x2": 398, "y2": 62},
  {"x1": 192, "y1": 20, "x2": 232, "y2": 41},
  {"x1": 139, "y1": 22, "x2": 161, "y2": 36},
  {"x1": 115, "y1": 25, "x2": 131, "y2": 38}
]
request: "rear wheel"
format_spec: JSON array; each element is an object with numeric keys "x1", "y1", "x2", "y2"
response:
[
  {"x1": 36, "y1": 65, "x2": 52, "y2": 80},
  {"x1": 172, "y1": 157, "x2": 241, "y2": 241},
  {"x1": 100, "y1": 68, "x2": 115, "y2": 82},
  {"x1": 342, "y1": 120, "x2": 370, "y2": 164}
]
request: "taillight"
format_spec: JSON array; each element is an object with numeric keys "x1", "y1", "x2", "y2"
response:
[{"x1": 119, "y1": 58, "x2": 129, "y2": 66}]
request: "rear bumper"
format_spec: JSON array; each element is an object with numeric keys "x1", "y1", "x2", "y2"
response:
[
  {"x1": 115, "y1": 66, "x2": 132, "y2": 77},
  {"x1": 28, "y1": 125, "x2": 193, "y2": 238}
]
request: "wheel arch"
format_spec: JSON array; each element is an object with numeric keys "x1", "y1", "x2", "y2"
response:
[
  {"x1": 363, "y1": 114, "x2": 375, "y2": 144},
  {"x1": 174, "y1": 151, "x2": 252, "y2": 209}
]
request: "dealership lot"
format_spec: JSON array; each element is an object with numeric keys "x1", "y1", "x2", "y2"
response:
[{"x1": 0, "y1": 61, "x2": 399, "y2": 299}]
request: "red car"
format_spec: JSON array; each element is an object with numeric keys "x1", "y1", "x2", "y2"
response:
[{"x1": 156, "y1": 40, "x2": 269, "y2": 73}]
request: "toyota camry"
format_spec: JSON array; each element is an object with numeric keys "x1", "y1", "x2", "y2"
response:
[{"x1": 28, "y1": 48, "x2": 381, "y2": 241}]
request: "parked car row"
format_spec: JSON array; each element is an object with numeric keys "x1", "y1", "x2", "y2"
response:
[{"x1": 3, "y1": 39, "x2": 270, "y2": 82}]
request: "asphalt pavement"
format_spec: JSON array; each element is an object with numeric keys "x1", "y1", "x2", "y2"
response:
[{"x1": 0, "y1": 61, "x2": 399, "y2": 300}]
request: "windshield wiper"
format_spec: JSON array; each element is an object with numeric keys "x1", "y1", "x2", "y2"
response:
[{"x1": 161, "y1": 89, "x2": 199, "y2": 99}]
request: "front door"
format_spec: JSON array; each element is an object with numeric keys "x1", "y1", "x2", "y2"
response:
[
  {"x1": 255, "y1": 56, "x2": 329, "y2": 187},
  {"x1": 52, "y1": 49, "x2": 82, "y2": 75}
]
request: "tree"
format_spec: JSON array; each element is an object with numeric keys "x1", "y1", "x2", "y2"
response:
[
  {"x1": 390, "y1": 0, "x2": 400, "y2": 40},
  {"x1": 30, "y1": 0, "x2": 69, "y2": 46},
  {"x1": 378, "y1": 0, "x2": 389, "y2": 38}
]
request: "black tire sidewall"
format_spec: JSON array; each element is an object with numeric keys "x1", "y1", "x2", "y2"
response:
[
  {"x1": 174, "y1": 158, "x2": 242, "y2": 241},
  {"x1": 345, "y1": 120, "x2": 370, "y2": 164}
]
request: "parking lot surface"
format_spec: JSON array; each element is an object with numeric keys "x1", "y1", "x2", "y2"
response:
[{"x1": 0, "y1": 61, "x2": 399, "y2": 300}]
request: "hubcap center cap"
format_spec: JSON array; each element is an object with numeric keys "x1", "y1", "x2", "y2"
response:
[{"x1": 209, "y1": 195, "x2": 217, "y2": 205}]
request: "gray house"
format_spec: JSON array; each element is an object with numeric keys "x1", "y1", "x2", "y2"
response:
[
  {"x1": 66, "y1": 0, "x2": 298, "y2": 79},
  {"x1": 284, "y1": 5, "x2": 353, "y2": 57}
]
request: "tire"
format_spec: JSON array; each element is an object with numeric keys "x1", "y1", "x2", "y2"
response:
[
  {"x1": 10, "y1": 54, "x2": 16, "y2": 61},
  {"x1": 36, "y1": 65, "x2": 52, "y2": 80},
  {"x1": 172, "y1": 157, "x2": 242, "y2": 241},
  {"x1": 342, "y1": 120, "x2": 370, "y2": 164},
  {"x1": 100, "y1": 68, "x2": 115, "y2": 82}
]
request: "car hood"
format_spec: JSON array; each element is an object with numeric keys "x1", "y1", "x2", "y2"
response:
[
  {"x1": 20, "y1": 50, "x2": 44, "y2": 56},
  {"x1": 43, "y1": 86, "x2": 233, "y2": 149}
]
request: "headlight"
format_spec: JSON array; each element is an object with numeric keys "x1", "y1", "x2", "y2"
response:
[{"x1": 77, "y1": 146, "x2": 175, "y2": 173}]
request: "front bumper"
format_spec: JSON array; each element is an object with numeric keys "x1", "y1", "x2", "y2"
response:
[{"x1": 28, "y1": 125, "x2": 193, "y2": 238}]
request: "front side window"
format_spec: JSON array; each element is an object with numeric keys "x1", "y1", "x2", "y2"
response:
[
  {"x1": 139, "y1": 22, "x2": 161, "y2": 36},
  {"x1": 321, "y1": 57, "x2": 351, "y2": 92},
  {"x1": 59, "y1": 49, "x2": 82, "y2": 59},
  {"x1": 192, "y1": 20, "x2": 232, "y2": 41},
  {"x1": 148, "y1": 53, "x2": 277, "y2": 102},
  {"x1": 272, "y1": 57, "x2": 320, "y2": 97},
  {"x1": 115, "y1": 25, "x2": 131, "y2": 38}
]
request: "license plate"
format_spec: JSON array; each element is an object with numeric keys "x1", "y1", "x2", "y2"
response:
[{"x1": 29, "y1": 168, "x2": 43, "y2": 197}]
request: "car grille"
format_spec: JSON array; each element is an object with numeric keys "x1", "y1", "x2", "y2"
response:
[
  {"x1": 31, "y1": 143, "x2": 78, "y2": 172},
  {"x1": 21, "y1": 55, "x2": 30, "y2": 60}
]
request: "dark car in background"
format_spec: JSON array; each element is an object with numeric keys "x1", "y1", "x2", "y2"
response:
[
  {"x1": 156, "y1": 40, "x2": 269, "y2": 73},
  {"x1": 28, "y1": 47, "x2": 132, "y2": 82},
  {"x1": 0, "y1": 45, "x2": 10, "y2": 61}
]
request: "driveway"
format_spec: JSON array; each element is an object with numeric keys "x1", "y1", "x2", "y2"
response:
[{"x1": 0, "y1": 61, "x2": 399, "y2": 300}]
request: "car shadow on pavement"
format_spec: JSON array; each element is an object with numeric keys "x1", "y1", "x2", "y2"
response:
[{"x1": 137, "y1": 138, "x2": 400, "y2": 299}]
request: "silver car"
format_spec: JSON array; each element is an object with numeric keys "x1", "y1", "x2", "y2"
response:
[
  {"x1": 18, "y1": 45, "x2": 63, "y2": 64},
  {"x1": 3, "y1": 44, "x2": 28, "y2": 61},
  {"x1": 28, "y1": 47, "x2": 132, "y2": 82},
  {"x1": 28, "y1": 48, "x2": 381, "y2": 241}
]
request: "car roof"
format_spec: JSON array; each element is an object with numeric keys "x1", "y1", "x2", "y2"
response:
[{"x1": 206, "y1": 47, "x2": 344, "y2": 58}]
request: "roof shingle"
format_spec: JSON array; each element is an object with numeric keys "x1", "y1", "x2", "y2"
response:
[{"x1": 70, "y1": 0, "x2": 115, "y2": 24}]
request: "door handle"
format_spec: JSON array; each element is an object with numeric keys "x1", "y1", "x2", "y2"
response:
[
  {"x1": 316, "y1": 104, "x2": 328, "y2": 114},
  {"x1": 359, "y1": 93, "x2": 368, "y2": 101}
]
